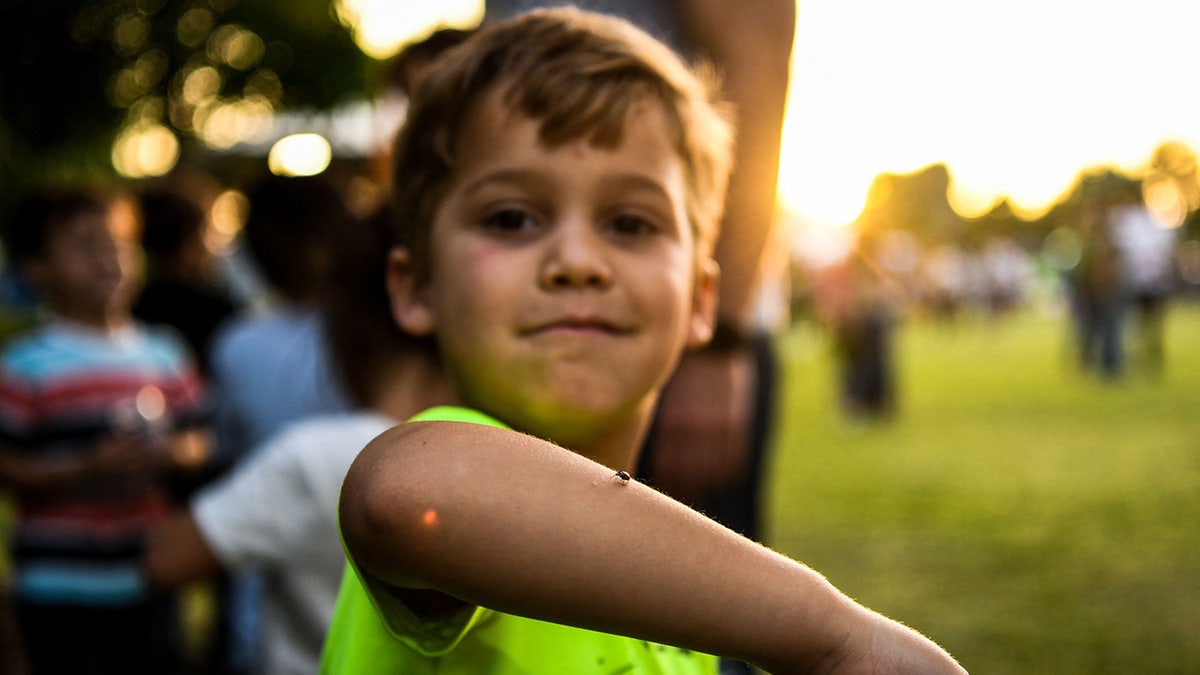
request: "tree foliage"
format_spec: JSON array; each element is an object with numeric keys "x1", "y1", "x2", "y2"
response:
[{"x1": 0, "y1": 0, "x2": 374, "y2": 213}]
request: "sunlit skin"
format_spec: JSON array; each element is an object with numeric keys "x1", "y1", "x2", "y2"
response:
[{"x1": 389, "y1": 90, "x2": 717, "y2": 470}]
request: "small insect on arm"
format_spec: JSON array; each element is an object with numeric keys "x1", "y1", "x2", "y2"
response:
[{"x1": 614, "y1": 470, "x2": 631, "y2": 483}]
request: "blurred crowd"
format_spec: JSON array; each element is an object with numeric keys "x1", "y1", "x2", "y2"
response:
[
  {"x1": 791, "y1": 179, "x2": 1190, "y2": 417},
  {"x1": 0, "y1": 167, "x2": 422, "y2": 674}
]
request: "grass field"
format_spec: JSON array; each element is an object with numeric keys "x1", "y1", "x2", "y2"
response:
[{"x1": 764, "y1": 299, "x2": 1200, "y2": 674}]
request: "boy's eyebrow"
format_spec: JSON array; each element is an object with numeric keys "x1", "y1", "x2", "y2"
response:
[
  {"x1": 463, "y1": 168, "x2": 681, "y2": 205},
  {"x1": 460, "y1": 168, "x2": 546, "y2": 195}
]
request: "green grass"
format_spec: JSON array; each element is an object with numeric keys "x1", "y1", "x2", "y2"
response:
[{"x1": 765, "y1": 300, "x2": 1200, "y2": 674}]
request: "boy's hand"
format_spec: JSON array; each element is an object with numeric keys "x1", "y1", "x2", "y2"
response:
[
  {"x1": 814, "y1": 612, "x2": 968, "y2": 675},
  {"x1": 89, "y1": 433, "x2": 169, "y2": 477},
  {"x1": 647, "y1": 347, "x2": 754, "y2": 502}
]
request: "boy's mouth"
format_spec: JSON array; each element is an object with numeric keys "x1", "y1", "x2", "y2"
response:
[{"x1": 521, "y1": 316, "x2": 630, "y2": 336}]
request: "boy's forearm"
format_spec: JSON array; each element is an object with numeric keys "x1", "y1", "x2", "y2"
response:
[
  {"x1": 143, "y1": 511, "x2": 223, "y2": 589},
  {"x1": 0, "y1": 432, "x2": 184, "y2": 494},
  {"x1": 0, "y1": 449, "x2": 95, "y2": 492},
  {"x1": 342, "y1": 421, "x2": 863, "y2": 669}
]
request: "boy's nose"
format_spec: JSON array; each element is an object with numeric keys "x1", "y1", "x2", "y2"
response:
[{"x1": 539, "y1": 221, "x2": 612, "y2": 290}]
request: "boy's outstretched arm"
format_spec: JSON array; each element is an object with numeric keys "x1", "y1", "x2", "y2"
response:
[{"x1": 340, "y1": 421, "x2": 966, "y2": 674}]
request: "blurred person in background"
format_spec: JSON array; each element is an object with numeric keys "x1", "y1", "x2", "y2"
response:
[
  {"x1": 1071, "y1": 194, "x2": 1126, "y2": 379},
  {"x1": 0, "y1": 187, "x2": 211, "y2": 675},
  {"x1": 133, "y1": 185, "x2": 240, "y2": 380},
  {"x1": 206, "y1": 173, "x2": 355, "y2": 675},
  {"x1": 980, "y1": 236, "x2": 1035, "y2": 319},
  {"x1": 1109, "y1": 183, "x2": 1179, "y2": 376},
  {"x1": 825, "y1": 244, "x2": 896, "y2": 421},
  {"x1": 209, "y1": 174, "x2": 354, "y2": 465},
  {"x1": 143, "y1": 204, "x2": 452, "y2": 675},
  {"x1": 133, "y1": 185, "x2": 242, "y2": 507}
]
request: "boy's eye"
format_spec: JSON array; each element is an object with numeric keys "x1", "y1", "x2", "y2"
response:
[
  {"x1": 481, "y1": 208, "x2": 539, "y2": 234},
  {"x1": 607, "y1": 214, "x2": 658, "y2": 237}
]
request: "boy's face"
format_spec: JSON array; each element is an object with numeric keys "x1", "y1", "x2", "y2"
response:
[
  {"x1": 28, "y1": 208, "x2": 140, "y2": 321},
  {"x1": 390, "y1": 91, "x2": 716, "y2": 449}
]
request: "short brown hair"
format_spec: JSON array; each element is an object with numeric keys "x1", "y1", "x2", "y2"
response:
[{"x1": 390, "y1": 7, "x2": 734, "y2": 281}]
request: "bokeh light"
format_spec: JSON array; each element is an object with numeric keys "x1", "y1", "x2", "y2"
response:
[
  {"x1": 196, "y1": 95, "x2": 274, "y2": 150},
  {"x1": 209, "y1": 189, "x2": 249, "y2": 252},
  {"x1": 112, "y1": 121, "x2": 180, "y2": 178},
  {"x1": 268, "y1": 133, "x2": 332, "y2": 177},
  {"x1": 336, "y1": 0, "x2": 483, "y2": 59}
]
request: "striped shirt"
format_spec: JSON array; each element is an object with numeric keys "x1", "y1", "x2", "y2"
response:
[{"x1": 0, "y1": 319, "x2": 208, "y2": 605}]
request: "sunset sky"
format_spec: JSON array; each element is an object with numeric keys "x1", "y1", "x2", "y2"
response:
[
  {"x1": 340, "y1": 0, "x2": 1200, "y2": 228},
  {"x1": 779, "y1": 0, "x2": 1200, "y2": 226}
]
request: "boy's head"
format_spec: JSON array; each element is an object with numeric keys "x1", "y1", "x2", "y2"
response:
[
  {"x1": 384, "y1": 8, "x2": 734, "y2": 454},
  {"x1": 5, "y1": 189, "x2": 141, "y2": 323},
  {"x1": 390, "y1": 7, "x2": 734, "y2": 282},
  {"x1": 138, "y1": 187, "x2": 212, "y2": 277}
]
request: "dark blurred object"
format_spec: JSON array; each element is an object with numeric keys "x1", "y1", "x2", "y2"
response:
[
  {"x1": 0, "y1": 585, "x2": 28, "y2": 675},
  {"x1": 133, "y1": 187, "x2": 239, "y2": 377},
  {"x1": 241, "y1": 173, "x2": 347, "y2": 304}
]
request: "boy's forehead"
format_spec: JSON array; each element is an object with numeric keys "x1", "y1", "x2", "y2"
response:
[{"x1": 53, "y1": 210, "x2": 108, "y2": 236}]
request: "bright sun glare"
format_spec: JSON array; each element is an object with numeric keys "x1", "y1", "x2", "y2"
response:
[
  {"x1": 336, "y1": 0, "x2": 483, "y2": 59},
  {"x1": 779, "y1": 0, "x2": 1200, "y2": 227},
  {"x1": 344, "y1": 0, "x2": 1199, "y2": 231}
]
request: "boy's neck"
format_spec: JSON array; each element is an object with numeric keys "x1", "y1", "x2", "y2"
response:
[
  {"x1": 370, "y1": 356, "x2": 456, "y2": 423},
  {"x1": 53, "y1": 306, "x2": 133, "y2": 334}
]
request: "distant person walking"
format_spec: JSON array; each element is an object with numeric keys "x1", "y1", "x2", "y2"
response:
[{"x1": 1109, "y1": 185, "x2": 1178, "y2": 376}]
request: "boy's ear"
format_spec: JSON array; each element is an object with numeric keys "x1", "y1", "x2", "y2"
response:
[
  {"x1": 386, "y1": 247, "x2": 436, "y2": 336},
  {"x1": 686, "y1": 258, "x2": 719, "y2": 349}
]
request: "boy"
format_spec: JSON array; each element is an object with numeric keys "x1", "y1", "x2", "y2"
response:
[
  {"x1": 322, "y1": 9, "x2": 966, "y2": 674},
  {"x1": 0, "y1": 189, "x2": 211, "y2": 674}
]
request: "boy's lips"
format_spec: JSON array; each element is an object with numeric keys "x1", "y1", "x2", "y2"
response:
[{"x1": 521, "y1": 316, "x2": 630, "y2": 336}]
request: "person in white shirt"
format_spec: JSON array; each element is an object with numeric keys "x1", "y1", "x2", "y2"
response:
[{"x1": 143, "y1": 204, "x2": 452, "y2": 675}]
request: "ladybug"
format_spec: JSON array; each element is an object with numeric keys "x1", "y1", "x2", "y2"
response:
[{"x1": 615, "y1": 470, "x2": 631, "y2": 483}]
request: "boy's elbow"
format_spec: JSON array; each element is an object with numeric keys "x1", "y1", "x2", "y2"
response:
[{"x1": 339, "y1": 424, "x2": 446, "y2": 587}]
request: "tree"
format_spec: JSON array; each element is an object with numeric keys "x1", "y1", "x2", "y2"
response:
[{"x1": 0, "y1": 0, "x2": 375, "y2": 216}]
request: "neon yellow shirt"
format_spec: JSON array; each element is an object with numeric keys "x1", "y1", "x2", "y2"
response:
[{"x1": 320, "y1": 406, "x2": 718, "y2": 674}]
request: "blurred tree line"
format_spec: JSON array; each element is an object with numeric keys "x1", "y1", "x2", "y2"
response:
[
  {"x1": 0, "y1": 0, "x2": 380, "y2": 220},
  {"x1": 855, "y1": 139, "x2": 1200, "y2": 255}
]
